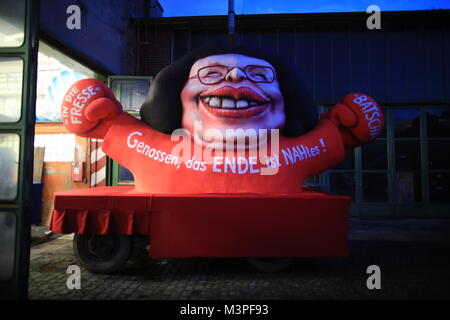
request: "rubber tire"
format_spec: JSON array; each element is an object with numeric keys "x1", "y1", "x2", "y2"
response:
[
  {"x1": 73, "y1": 234, "x2": 131, "y2": 274},
  {"x1": 247, "y1": 258, "x2": 293, "y2": 272}
]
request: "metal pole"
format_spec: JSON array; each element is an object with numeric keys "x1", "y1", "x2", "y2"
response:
[{"x1": 228, "y1": 0, "x2": 235, "y2": 46}]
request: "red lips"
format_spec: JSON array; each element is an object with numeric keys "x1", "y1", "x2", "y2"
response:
[{"x1": 199, "y1": 86, "x2": 271, "y2": 118}]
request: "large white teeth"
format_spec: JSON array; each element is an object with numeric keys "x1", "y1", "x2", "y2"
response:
[
  {"x1": 204, "y1": 96, "x2": 261, "y2": 109},
  {"x1": 222, "y1": 98, "x2": 235, "y2": 109},
  {"x1": 209, "y1": 97, "x2": 221, "y2": 108},
  {"x1": 236, "y1": 100, "x2": 249, "y2": 109}
]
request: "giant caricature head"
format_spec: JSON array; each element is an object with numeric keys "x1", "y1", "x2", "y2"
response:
[
  {"x1": 140, "y1": 46, "x2": 318, "y2": 146},
  {"x1": 181, "y1": 53, "x2": 286, "y2": 146}
]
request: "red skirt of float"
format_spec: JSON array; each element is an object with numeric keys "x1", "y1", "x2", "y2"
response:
[{"x1": 50, "y1": 186, "x2": 351, "y2": 257}]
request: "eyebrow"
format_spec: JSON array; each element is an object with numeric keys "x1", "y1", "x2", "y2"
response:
[
  {"x1": 203, "y1": 60, "x2": 228, "y2": 67},
  {"x1": 202, "y1": 61, "x2": 272, "y2": 68}
]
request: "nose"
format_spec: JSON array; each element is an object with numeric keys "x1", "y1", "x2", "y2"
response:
[{"x1": 225, "y1": 67, "x2": 247, "y2": 83}]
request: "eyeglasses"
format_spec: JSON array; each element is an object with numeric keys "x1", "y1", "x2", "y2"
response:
[{"x1": 190, "y1": 64, "x2": 276, "y2": 85}]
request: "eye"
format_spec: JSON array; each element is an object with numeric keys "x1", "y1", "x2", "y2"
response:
[
  {"x1": 204, "y1": 71, "x2": 222, "y2": 78},
  {"x1": 251, "y1": 73, "x2": 268, "y2": 81},
  {"x1": 199, "y1": 66, "x2": 227, "y2": 80},
  {"x1": 246, "y1": 66, "x2": 274, "y2": 82}
]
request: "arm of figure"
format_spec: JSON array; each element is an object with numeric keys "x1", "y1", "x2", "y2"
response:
[
  {"x1": 321, "y1": 93, "x2": 384, "y2": 148},
  {"x1": 287, "y1": 93, "x2": 384, "y2": 180},
  {"x1": 100, "y1": 111, "x2": 178, "y2": 186}
]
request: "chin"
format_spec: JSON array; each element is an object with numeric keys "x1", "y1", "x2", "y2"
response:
[{"x1": 192, "y1": 127, "x2": 274, "y2": 151}]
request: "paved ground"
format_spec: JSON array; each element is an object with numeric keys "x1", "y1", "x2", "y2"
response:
[{"x1": 29, "y1": 219, "x2": 450, "y2": 300}]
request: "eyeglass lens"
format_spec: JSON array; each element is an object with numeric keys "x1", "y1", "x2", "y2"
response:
[{"x1": 198, "y1": 65, "x2": 274, "y2": 84}]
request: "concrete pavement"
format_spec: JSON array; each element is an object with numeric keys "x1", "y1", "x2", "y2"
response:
[{"x1": 28, "y1": 218, "x2": 450, "y2": 300}]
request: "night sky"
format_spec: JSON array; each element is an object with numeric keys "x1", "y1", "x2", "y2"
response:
[{"x1": 159, "y1": 0, "x2": 450, "y2": 17}]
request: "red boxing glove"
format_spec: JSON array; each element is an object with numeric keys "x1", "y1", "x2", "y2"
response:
[
  {"x1": 61, "y1": 78, "x2": 123, "y2": 139},
  {"x1": 323, "y1": 93, "x2": 384, "y2": 148}
]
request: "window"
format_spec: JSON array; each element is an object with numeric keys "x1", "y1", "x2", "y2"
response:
[
  {"x1": 0, "y1": 134, "x2": 20, "y2": 200},
  {"x1": 362, "y1": 173, "x2": 388, "y2": 202},
  {"x1": 427, "y1": 108, "x2": 450, "y2": 203},
  {"x1": 0, "y1": 0, "x2": 24, "y2": 47},
  {"x1": 108, "y1": 77, "x2": 152, "y2": 185},
  {"x1": 0, "y1": 211, "x2": 16, "y2": 280},
  {"x1": 393, "y1": 108, "x2": 422, "y2": 203},
  {"x1": 328, "y1": 105, "x2": 450, "y2": 215},
  {"x1": 110, "y1": 79, "x2": 150, "y2": 112},
  {"x1": 330, "y1": 172, "x2": 355, "y2": 197},
  {"x1": 0, "y1": 57, "x2": 23, "y2": 123},
  {"x1": 34, "y1": 134, "x2": 75, "y2": 162},
  {"x1": 36, "y1": 42, "x2": 95, "y2": 122}
]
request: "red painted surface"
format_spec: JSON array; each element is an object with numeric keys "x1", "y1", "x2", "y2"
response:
[{"x1": 51, "y1": 187, "x2": 350, "y2": 257}]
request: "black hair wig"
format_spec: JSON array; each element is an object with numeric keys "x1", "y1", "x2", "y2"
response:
[{"x1": 140, "y1": 45, "x2": 318, "y2": 137}]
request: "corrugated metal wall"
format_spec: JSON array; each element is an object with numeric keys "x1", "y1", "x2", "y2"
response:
[{"x1": 171, "y1": 25, "x2": 450, "y2": 106}]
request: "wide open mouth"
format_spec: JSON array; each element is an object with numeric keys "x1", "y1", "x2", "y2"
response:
[{"x1": 199, "y1": 85, "x2": 271, "y2": 118}]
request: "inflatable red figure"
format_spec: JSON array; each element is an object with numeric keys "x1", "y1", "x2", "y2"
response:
[
  {"x1": 52, "y1": 47, "x2": 384, "y2": 273},
  {"x1": 61, "y1": 53, "x2": 383, "y2": 193}
]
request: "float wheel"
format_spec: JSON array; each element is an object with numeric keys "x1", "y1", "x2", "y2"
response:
[{"x1": 73, "y1": 234, "x2": 131, "y2": 274}]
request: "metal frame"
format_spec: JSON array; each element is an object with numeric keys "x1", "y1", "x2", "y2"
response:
[
  {"x1": 325, "y1": 104, "x2": 450, "y2": 217},
  {"x1": 1, "y1": 1, "x2": 108, "y2": 298},
  {"x1": 0, "y1": 0, "x2": 40, "y2": 299}
]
